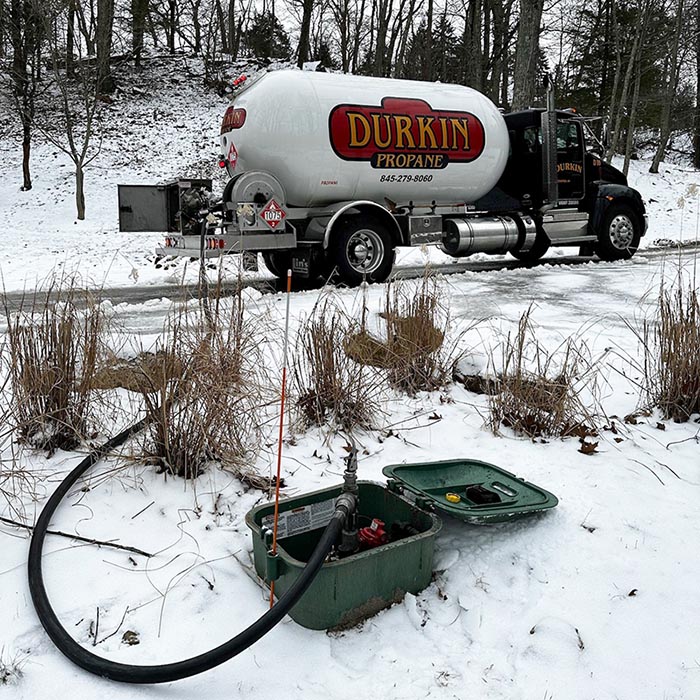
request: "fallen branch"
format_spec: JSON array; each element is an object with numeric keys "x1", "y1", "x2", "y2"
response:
[{"x1": 0, "y1": 515, "x2": 153, "y2": 558}]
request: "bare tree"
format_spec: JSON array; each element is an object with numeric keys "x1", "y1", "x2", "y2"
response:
[
  {"x1": 512, "y1": 0, "x2": 544, "y2": 109},
  {"x1": 296, "y1": 0, "x2": 314, "y2": 66},
  {"x1": 132, "y1": 0, "x2": 149, "y2": 66},
  {"x1": 424, "y1": 0, "x2": 433, "y2": 80},
  {"x1": 650, "y1": 0, "x2": 684, "y2": 173},
  {"x1": 8, "y1": 0, "x2": 42, "y2": 190},
  {"x1": 605, "y1": 0, "x2": 646, "y2": 160},
  {"x1": 151, "y1": 0, "x2": 180, "y2": 53},
  {"x1": 463, "y1": 0, "x2": 483, "y2": 90},
  {"x1": 96, "y1": 0, "x2": 114, "y2": 91},
  {"x1": 623, "y1": 7, "x2": 650, "y2": 176},
  {"x1": 695, "y1": 0, "x2": 700, "y2": 169},
  {"x1": 327, "y1": 0, "x2": 368, "y2": 72},
  {"x1": 38, "y1": 13, "x2": 103, "y2": 220}
]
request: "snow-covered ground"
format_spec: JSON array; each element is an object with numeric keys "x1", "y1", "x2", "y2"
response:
[
  {"x1": 2, "y1": 251, "x2": 699, "y2": 699},
  {"x1": 1, "y1": 58, "x2": 699, "y2": 699}
]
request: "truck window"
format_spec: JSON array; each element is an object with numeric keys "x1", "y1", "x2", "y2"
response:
[
  {"x1": 523, "y1": 127, "x2": 540, "y2": 154},
  {"x1": 557, "y1": 122, "x2": 580, "y2": 151}
]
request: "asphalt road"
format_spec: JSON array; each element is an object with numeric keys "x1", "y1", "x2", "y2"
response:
[{"x1": 0, "y1": 246, "x2": 694, "y2": 310}]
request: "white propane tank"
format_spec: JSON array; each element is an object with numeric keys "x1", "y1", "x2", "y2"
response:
[{"x1": 220, "y1": 70, "x2": 510, "y2": 208}]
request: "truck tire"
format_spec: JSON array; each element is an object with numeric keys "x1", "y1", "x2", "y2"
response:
[
  {"x1": 263, "y1": 249, "x2": 334, "y2": 284},
  {"x1": 262, "y1": 251, "x2": 292, "y2": 278},
  {"x1": 595, "y1": 203, "x2": 641, "y2": 261},
  {"x1": 331, "y1": 217, "x2": 394, "y2": 286}
]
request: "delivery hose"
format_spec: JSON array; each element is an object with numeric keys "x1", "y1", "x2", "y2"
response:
[{"x1": 27, "y1": 419, "x2": 352, "y2": 684}]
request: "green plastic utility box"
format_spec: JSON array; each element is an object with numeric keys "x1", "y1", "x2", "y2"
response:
[
  {"x1": 245, "y1": 459, "x2": 558, "y2": 630},
  {"x1": 246, "y1": 481, "x2": 441, "y2": 630}
]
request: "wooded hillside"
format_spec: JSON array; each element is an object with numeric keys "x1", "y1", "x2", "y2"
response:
[{"x1": 0, "y1": 0, "x2": 696, "y2": 202}]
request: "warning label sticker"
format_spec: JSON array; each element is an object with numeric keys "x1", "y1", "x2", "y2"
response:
[
  {"x1": 260, "y1": 198, "x2": 286, "y2": 230},
  {"x1": 227, "y1": 142, "x2": 238, "y2": 169},
  {"x1": 262, "y1": 498, "x2": 336, "y2": 539}
]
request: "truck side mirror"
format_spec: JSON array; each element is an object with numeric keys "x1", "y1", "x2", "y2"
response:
[{"x1": 602, "y1": 124, "x2": 610, "y2": 149}]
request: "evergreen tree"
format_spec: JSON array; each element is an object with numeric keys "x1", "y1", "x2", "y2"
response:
[{"x1": 245, "y1": 12, "x2": 291, "y2": 60}]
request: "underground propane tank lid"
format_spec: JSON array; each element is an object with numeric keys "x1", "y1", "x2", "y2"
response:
[{"x1": 382, "y1": 458, "x2": 558, "y2": 524}]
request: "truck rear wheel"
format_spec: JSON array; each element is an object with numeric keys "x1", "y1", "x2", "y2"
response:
[
  {"x1": 331, "y1": 217, "x2": 394, "y2": 285},
  {"x1": 263, "y1": 249, "x2": 335, "y2": 283},
  {"x1": 262, "y1": 251, "x2": 292, "y2": 278},
  {"x1": 595, "y1": 203, "x2": 641, "y2": 261}
]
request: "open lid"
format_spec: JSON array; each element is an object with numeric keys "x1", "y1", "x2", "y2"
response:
[{"x1": 382, "y1": 459, "x2": 558, "y2": 524}]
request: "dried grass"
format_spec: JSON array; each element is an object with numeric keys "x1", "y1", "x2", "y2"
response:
[
  {"x1": 488, "y1": 307, "x2": 599, "y2": 438},
  {"x1": 0, "y1": 647, "x2": 27, "y2": 686},
  {"x1": 638, "y1": 270, "x2": 700, "y2": 421},
  {"x1": 345, "y1": 275, "x2": 459, "y2": 395},
  {"x1": 292, "y1": 297, "x2": 382, "y2": 431},
  {"x1": 135, "y1": 285, "x2": 269, "y2": 483},
  {"x1": 3, "y1": 279, "x2": 108, "y2": 453}
]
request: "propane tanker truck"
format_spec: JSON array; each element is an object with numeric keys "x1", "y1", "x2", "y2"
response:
[{"x1": 119, "y1": 70, "x2": 647, "y2": 285}]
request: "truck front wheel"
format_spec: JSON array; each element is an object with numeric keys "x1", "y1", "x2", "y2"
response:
[
  {"x1": 595, "y1": 203, "x2": 641, "y2": 261},
  {"x1": 331, "y1": 217, "x2": 394, "y2": 285}
]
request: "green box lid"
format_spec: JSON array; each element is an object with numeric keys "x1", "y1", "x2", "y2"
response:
[{"x1": 382, "y1": 459, "x2": 558, "y2": 524}]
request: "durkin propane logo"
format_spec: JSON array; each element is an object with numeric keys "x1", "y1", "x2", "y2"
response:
[
  {"x1": 328, "y1": 97, "x2": 485, "y2": 169},
  {"x1": 221, "y1": 107, "x2": 247, "y2": 134}
]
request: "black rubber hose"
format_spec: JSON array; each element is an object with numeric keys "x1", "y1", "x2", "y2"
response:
[{"x1": 28, "y1": 420, "x2": 347, "y2": 684}]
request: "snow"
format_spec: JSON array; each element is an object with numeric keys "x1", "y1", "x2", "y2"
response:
[{"x1": 1, "y1": 58, "x2": 699, "y2": 699}]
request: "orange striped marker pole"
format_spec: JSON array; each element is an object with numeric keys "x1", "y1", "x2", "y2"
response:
[{"x1": 269, "y1": 269, "x2": 292, "y2": 607}]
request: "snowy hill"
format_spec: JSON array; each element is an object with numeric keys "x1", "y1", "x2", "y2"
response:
[{"x1": 0, "y1": 57, "x2": 699, "y2": 700}]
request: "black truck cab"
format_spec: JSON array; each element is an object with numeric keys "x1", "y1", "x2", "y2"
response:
[{"x1": 496, "y1": 108, "x2": 647, "y2": 261}]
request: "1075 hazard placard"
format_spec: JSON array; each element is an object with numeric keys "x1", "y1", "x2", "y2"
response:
[{"x1": 260, "y1": 199, "x2": 286, "y2": 230}]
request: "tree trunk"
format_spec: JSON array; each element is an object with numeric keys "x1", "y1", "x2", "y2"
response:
[
  {"x1": 67, "y1": 0, "x2": 75, "y2": 76},
  {"x1": 22, "y1": 118, "x2": 32, "y2": 191},
  {"x1": 511, "y1": 0, "x2": 544, "y2": 110},
  {"x1": 424, "y1": 0, "x2": 433, "y2": 80},
  {"x1": 482, "y1": 0, "x2": 490, "y2": 90},
  {"x1": 226, "y1": 0, "x2": 235, "y2": 57},
  {"x1": 191, "y1": 0, "x2": 201, "y2": 54},
  {"x1": 75, "y1": 1, "x2": 96, "y2": 55},
  {"x1": 215, "y1": 0, "x2": 228, "y2": 53},
  {"x1": 471, "y1": 0, "x2": 483, "y2": 90},
  {"x1": 11, "y1": 0, "x2": 34, "y2": 190},
  {"x1": 76, "y1": 166, "x2": 86, "y2": 220},
  {"x1": 132, "y1": 0, "x2": 148, "y2": 66},
  {"x1": 0, "y1": 0, "x2": 5, "y2": 58},
  {"x1": 96, "y1": 0, "x2": 115, "y2": 92},
  {"x1": 499, "y1": 1, "x2": 513, "y2": 108},
  {"x1": 606, "y1": 2, "x2": 644, "y2": 160},
  {"x1": 297, "y1": 0, "x2": 314, "y2": 67},
  {"x1": 604, "y1": 0, "x2": 622, "y2": 148},
  {"x1": 489, "y1": 4, "x2": 503, "y2": 102},
  {"x1": 623, "y1": 58, "x2": 642, "y2": 178},
  {"x1": 373, "y1": 0, "x2": 388, "y2": 76},
  {"x1": 168, "y1": 0, "x2": 176, "y2": 53},
  {"x1": 694, "y1": 0, "x2": 700, "y2": 169},
  {"x1": 650, "y1": 0, "x2": 684, "y2": 174}
]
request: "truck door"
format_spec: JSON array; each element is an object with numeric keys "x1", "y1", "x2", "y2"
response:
[{"x1": 556, "y1": 120, "x2": 585, "y2": 201}]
